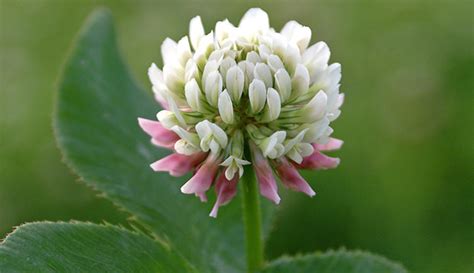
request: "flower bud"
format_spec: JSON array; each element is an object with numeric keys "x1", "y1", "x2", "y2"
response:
[
  {"x1": 226, "y1": 66, "x2": 244, "y2": 102},
  {"x1": 204, "y1": 71, "x2": 222, "y2": 107},
  {"x1": 185, "y1": 79, "x2": 203, "y2": 112},
  {"x1": 254, "y1": 63, "x2": 273, "y2": 88},
  {"x1": 248, "y1": 79, "x2": 267, "y2": 114},
  {"x1": 274, "y1": 68, "x2": 291, "y2": 103},
  {"x1": 218, "y1": 90, "x2": 234, "y2": 124},
  {"x1": 261, "y1": 88, "x2": 281, "y2": 122}
]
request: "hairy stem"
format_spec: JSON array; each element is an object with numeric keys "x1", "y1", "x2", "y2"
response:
[{"x1": 241, "y1": 163, "x2": 264, "y2": 273}]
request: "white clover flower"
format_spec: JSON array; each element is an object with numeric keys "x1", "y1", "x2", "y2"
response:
[{"x1": 139, "y1": 8, "x2": 344, "y2": 217}]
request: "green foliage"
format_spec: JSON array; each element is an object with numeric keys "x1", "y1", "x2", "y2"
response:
[
  {"x1": 260, "y1": 250, "x2": 406, "y2": 273},
  {"x1": 0, "y1": 222, "x2": 196, "y2": 273},
  {"x1": 0, "y1": 7, "x2": 408, "y2": 273}
]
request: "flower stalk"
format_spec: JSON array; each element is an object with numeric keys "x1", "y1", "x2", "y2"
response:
[{"x1": 241, "y1": 156, "x2": 264, "y2": 273}]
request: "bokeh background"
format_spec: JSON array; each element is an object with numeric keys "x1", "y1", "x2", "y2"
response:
[{"x1": 1, "y1": 0, "x2": 473, "y2": 272}]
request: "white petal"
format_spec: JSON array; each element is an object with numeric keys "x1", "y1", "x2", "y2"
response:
[
  {"x1": 177, "y1": 36, "x2": 192, "y2": 66},
  {"x1": 167, "y1": 96, "x2": 186, "y2": 126},
  {"x1": 281, "y1": 20, "x2": 311, "y2": 52},
  {"x1": 254, "y1": 63, "x2": 273, "y2": 88},
  {"x1": 302, "y1": 117, "x2": 330, "y2": 143},
  {"x1": 218, "y1": 90, "x2": 234, "y2": 124},
  {"x1": 156, "y1": 110, "x2": 179, "y2": 129},
  {"x1": 262, "y1": 88, "x2": 281, "y2": 122},
  {"x1": 239, "y1": 8, "x2": 269, "y2": 33},
  {"x1": 274, "y1": 68, "x2": 291, "y2": 102},
  {"x1": 219, "y1": 57, "x2": 237, "y2": 81},
  {"x1": 298, "y1": 143, "x2": 314, "y2": 157},
  {"x1": 238, "y1": 60, "x2": 255, "y2": 90},
  {"x1": 267, "y1": 54, "x2": 284, "y2": 73},
  {"x1": 305, "y1": 90, "x2": 327, "y2": 121},
  {"x1": 283, "y1": 42, "x2": 301, "y2": 74},
  {"x1": 292, "y1": 64, "x2": 310, "y2": 97},
  {"x1": 174, "y1": 139, "x2": 201, "y2": 155},
  {"x1": 215, "y1": 19, "x2": 236, "y2": 43},
  {"x1": 184, "y1": 59, "x2": 199, "y2": 82},
  {"x1": 148, "y1": 63, "x2": 164, "y2": 87},
  {"x1": 184, "y1": 79, "x2": 202, "y2": 111},
  {"x1": 246, "y1": 51, "x2": 262, "y2": 64},
  {"x1": 248, "y1": 79, "x2": 267, "y2": 113},
  {"x1": 161, "y1": 38, "x2": 178, "y2": 65},
  {"x1": 274, "y1": 131, "x2": 287, "y2": 143},
  {"x1": 226, "y1": 66, "x2": 245, "y2": 102},
  {"x1": 195, "y1": 120, "x2": 212, "y2": 140},
  {"x1": 303, "y1": 41, "x2": 330, "y2": 76},
  {"x1": 189, "y1": 16, "x2": 205, "y2": 50},
  {"x1": 286, "y1": 149, "x2": 303, "y2": 164},
  {"x1": 204, "y1": 71, "x2": 223, "y2": 107},
  {"x1": 202, "y1": 60, "x2": 220, "y2": 87},
  {"x1": 209, "y1": 122, "x2": 228, "y2": 148},
  {"x1": 171, "y1": 126, "x2": 199, "y2": 147}
]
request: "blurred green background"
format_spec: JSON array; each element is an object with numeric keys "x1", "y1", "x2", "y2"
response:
[{"x1": 1, "y1": 0, "x2": 472, "y2": 272}]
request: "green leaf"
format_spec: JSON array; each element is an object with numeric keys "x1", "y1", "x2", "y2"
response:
[
  {"x1": 53, "y1": 8, "x2": 274, "y2": 273},
  {"x1": 0, "y1": 222, "x2": 196, "y2": 273},
  {"x1": 260, "y1": 249, "x2": 407, "y2": 273}
]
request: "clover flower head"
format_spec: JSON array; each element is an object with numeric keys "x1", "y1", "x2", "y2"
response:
[{"x1": 139, "y1": 8, "x2": 344, "y2": 217}]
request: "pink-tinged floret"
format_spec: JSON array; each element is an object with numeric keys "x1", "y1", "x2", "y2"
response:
[
  {"x1": 209, "y1": 172, "x2": 239, "y2": 218},
  {"x1": 275, "y1": 157, "x2": 316, "y2": 197},
  {"x1": 251, "y1": 143, "x2": 281, "y2": 204},
  {"x1": 180, "y1": 153, "x2": 221, "y2": 196},
  {"x1": 295, "y1": 143, "x2": 341, "y2": 170},
  {"x1": 138, "y1": 118, "x2": 179, "y2": 148},
  {"x1": 150, "y1": 152, "x2": 207, "y2": 177},
  {"x1": 314, "y1": 138, "x2": 344, "y2": 151}
]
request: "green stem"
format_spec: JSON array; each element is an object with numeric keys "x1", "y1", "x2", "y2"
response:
[{"x1": 241, "y1": 163, "x2": 264, "y2": 273}]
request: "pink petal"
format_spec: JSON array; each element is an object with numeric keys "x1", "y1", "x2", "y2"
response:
[
  {"x1": 209, "y1": 172, "x2": 239, "y2": 218},
  {"x1": 150, "y1": 152, "x2": 207, "y2": 177},
  {"x1": 138, "y1": 118, "x2": 179, "y2": 148},
  {"x1": 275, "y1": 157, "x2": 316, "y2": 197},
  {"x1": 296, "y1": 146, "x2": 340, "y2": 170},
  {"x1": 314, "y1": 138, "x2": 344, "y2": 151},
  {"x1": 250, "y1": 143, "x2": 280, "y2": 204},
  {"x1": 181, "y1": 154, "x2": 220, "y2": 195}
]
